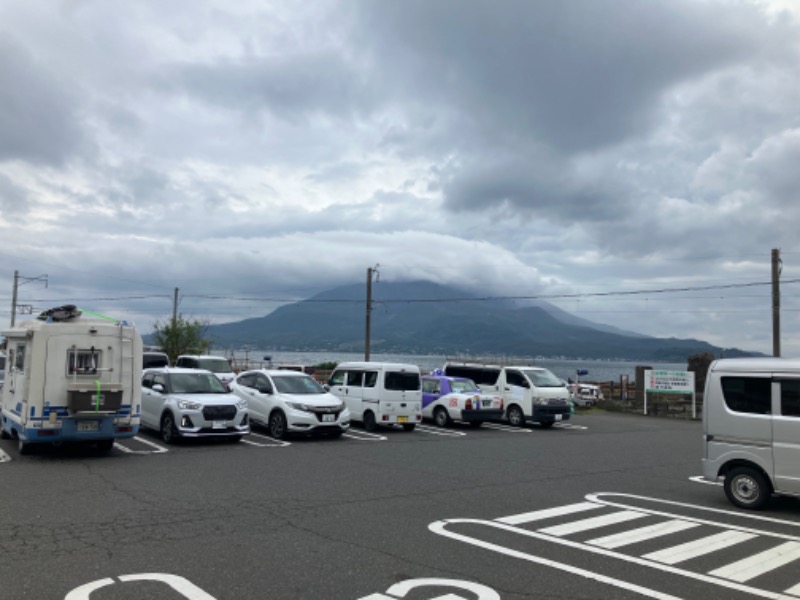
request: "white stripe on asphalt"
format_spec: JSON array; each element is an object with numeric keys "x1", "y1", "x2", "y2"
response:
[
  {"x1": 643, "y1": 530, "x2": 757, "y2": 565},
  {"x1": 539, "y1": 510, "x2": 648, "y2": 537},
  {"x1": 708, "y1": 541, "x2": 800, "y2": 582},
  {"x1": 497, "y1": 502, "x2": 600, "y2": 525},
  {"x1": 481, "y1": 423, "x2": 531, "y2": 433},
  {"x1": 114, "y1": 436, "x2": 169, "y2": 454},
  {"x1": 243, "y1": 432, "x2": 291, "y2": 447},
  {"x1": 342, "y1": 430, "x2": 388, "y2": 441},
  {"x1": 416, "y1": 425, "x2": 466, "y2": 437},
  {"x1": 587, "y1": 519, "x2": 700, "y2": 549},
  {"x1": 0, "y1": 448, "x2": 10, "y2": 463}
]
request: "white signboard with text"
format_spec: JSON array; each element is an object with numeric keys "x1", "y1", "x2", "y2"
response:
[{"x1": 643, "y1": 369, "x2": 696, "y2": 418}]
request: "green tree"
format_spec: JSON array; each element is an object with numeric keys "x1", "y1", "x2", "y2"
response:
[{"x1": 152, "y1": 315, "x2": 212, "y2": 364}]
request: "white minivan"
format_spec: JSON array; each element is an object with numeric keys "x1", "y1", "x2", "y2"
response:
[
  {"x1": 327, "y1": 362, "x2": 422, "y2": 432},
  {"x1": 702, "y1": 358, "x2": 800, "y2": 509}
]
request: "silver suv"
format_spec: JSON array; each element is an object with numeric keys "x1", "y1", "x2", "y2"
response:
[{"x1": 141, "y1": 368, "x2": 249, "y2": 443}]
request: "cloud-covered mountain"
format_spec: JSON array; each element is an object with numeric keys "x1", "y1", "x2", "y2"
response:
[{"x1": 201, "y1": 281, "x2": 758, "y2": 361}]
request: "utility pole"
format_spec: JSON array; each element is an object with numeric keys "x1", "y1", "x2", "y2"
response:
[
  {"x1": 172, "y1": 287, "x2": 179, "y2": 327},
  {"x1": 364, "y1": 265, "x2": 380, "y2": 361},
  {"x1": 772, "y1": 248, "x2": 781, "y2": 357},
  {"x1": 10, "y1": 270, "x2": 48, "y2": 327}
]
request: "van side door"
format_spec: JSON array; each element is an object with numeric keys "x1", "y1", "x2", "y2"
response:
[
  {"x1": 774, "y1": 378, "x2": 800, "y2": 494},
  {"x1": 344, "y1": 370, "x2": 364, "y2": 419},
  {"x1": 505, "y1": 369, "x2": 531, "y2": 414}
]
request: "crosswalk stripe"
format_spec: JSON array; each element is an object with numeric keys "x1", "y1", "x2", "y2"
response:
[
  {"x1": 642, "y1": 530, "x2": 757, "y2": 565},
  {"x1": 497, "y1": 502, "x2": 599, "y2": 525},
  {"x1": 587, "y1": 519, "x2": 700, "y2": 549},
  {"x1": 539, "y1": 510, "x2": 647, "y2": 536},
  {"x1": 708, "y1": 541, "x2": 800, "y2": 582}
]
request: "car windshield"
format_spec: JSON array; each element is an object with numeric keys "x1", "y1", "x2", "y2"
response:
[
  {"x1": 450, "y1": 378, "x2": 479, "y2": 393},
  {"x1": 520, "y1": 368, "x2": 565, "y2": 388},
  {"x1": 169, "y1": 372, "x2": 228, "y2": 394},
  {"x1": 272, "y1": 375, "x2": 325, "y2": 395},
  {"x1": 196, "y1": 358, "x2": 232, "y2": 373}
]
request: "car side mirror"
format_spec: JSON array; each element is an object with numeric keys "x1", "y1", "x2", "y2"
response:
[{"x1": 152, "y1": 383, "x2": 165, "y2": 393}]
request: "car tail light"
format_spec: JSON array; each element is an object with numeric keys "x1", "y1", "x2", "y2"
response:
[{"x1": 465, "y1": 398, "x2": 473, "y2": 410}]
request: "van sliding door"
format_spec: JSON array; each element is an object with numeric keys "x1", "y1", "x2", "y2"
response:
[{"x1": 774, "y1": 379, "x2": 800, "y2": 494}]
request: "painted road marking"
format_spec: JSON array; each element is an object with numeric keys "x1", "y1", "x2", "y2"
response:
[
  {"x1": 482, "y1": 423, "x2": 532, "y2": 433},
  {"x1": 416, "y1": 424, "x2": 467, "y2": 437},
  {"x1": 343, "y1": 429, "x2": 388, "y2": 441},
  {"x1": 689, "y1": 475, "x2": 722, "y2": 486},
  {"x1": 0, "y1": 447, "x2": 11, "y2": 463},
  {"x1": 431, "y1": 492, "x2": 800, "y2": 600},
  {"x1": 65, "y1": 573, "x2": 216, "y2": 599},
  {"x1": 241, "y1": 432, "x2": 292, "y2": 447},
  {"x1": 114, "y1": 436, "x2": 169, "y2": 455}
]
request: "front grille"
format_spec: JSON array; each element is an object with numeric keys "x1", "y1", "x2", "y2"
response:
[
  {"x1": 309, "y1": 406, "x2": 341, "y2": 422},
  {"x1": 202, "y1": 405, "x2": 236, "y2": 420}
]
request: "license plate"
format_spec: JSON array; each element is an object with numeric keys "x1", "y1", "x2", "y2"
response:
[
  {"x1": 212, "y1": 421, "x2": 227, "y2": 429},
  {"x1": 397, "y1": 416, "x2": 408, "y2": 423},
  {"x1": 482, "y1": 399, "x2": 492, "y2": 407},
  {"x1": 77, "y1": 421, "x2": 98, "y2": 432},
  {"x1": 322, "y1": 414, "x2": 335, "y2": 422},
  {"x1": 555, "y1": 414, "x2": 562, "y2": 421}
]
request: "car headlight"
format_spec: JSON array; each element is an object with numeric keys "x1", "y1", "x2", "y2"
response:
[
  {"x1": 178, "y1": 399, "x2": 203, "y2": 410},
  {"x1": 236, "y1": 398, "x2": 248, "y2": 410},
  {"x1": 533, "y1": 397, "x2": 549, "y2": 406},
  {"x1": 286, "y1": 401, "x2": 312, "y2": 412}
]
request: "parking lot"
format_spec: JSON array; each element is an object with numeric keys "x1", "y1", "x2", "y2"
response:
[{"x1": 1, "y1": 412, "x2": 799, "y2": 600}]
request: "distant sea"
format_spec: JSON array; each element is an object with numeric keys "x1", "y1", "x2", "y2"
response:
[{"x1": 220, "y1": 349, "x2": 686, "y2": 383}]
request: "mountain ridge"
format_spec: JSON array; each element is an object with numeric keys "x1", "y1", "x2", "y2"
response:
[{"x1": 198, "y1": 281, "x2": 758, "y2": 362}]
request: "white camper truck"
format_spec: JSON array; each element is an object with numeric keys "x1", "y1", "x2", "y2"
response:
[{"x1": 0, "y1": 306, "x2": 142, "y2": 454}]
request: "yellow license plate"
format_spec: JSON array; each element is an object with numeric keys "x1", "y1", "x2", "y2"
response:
[{"x1": 397, "y1": 416, "x2": 408, "y2": 423}]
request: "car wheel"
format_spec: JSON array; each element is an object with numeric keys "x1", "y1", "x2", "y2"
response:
[
  {"x1": 17, "y1": 436, "x2": 31, "y2": 455},
  {"x1": 363, "y1": 411, "x2": 377, "y2": 432},
  {"x1": 469, "y1": 421, "x2": 483, "y2": 428},
  {"x1": 507, "y1": 405, "x2": 525, "y2": 427},
  {"x1": 724, "y1": 466, "x2": 772, "y2": 510},
  {"x1": 268, "y1": 411, "x2": 288, "y2": 440},
  {"x1": 402, "y1": 423, "x2": 416, "y2": 432},
  {"x1": 433, "y1": 407, "x2": 451, "y2": 428},
  {"x1": 160, "y1": 413, "x2": 179, "y2": 444}
]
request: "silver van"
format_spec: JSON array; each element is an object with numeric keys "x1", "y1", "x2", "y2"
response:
[{"x1": 702, "y1": 358, "x2": 800, "y2": 509}]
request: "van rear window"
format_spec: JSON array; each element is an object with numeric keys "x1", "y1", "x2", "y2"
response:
[
  {"x1": 721, "y1": 376, "x2": 771, "y2": 414},
  {"x1": 385, "y1": 372, "x2": 420, "y2": 391}
]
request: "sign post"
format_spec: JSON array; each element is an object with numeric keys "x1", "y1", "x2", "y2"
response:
[{"x1": 643, "y1": 370, "x2": 696, "y2": 417}]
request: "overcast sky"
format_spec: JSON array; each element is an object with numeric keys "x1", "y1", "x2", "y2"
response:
[{"x1": 2, "y1": 0, "x2": 800, "y2": 357}]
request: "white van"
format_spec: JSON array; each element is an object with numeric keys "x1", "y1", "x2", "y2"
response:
[
  {"x1": 443, "y1": 362, "x2": 571, "y2": 427},
  {"x1": 175, "y1": 354, "x2": 236, "y2": 386},
  {"x1": 327, "y1": 362, "x2": 422, "y2": 431},
  {"x1": 702, "y1": 358, "x2": 800, "y2": 509}
]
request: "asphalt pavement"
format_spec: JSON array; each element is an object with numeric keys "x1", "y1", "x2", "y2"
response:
[{"x1": 1, "y1": 411, "x2": 799, "y2": 600}]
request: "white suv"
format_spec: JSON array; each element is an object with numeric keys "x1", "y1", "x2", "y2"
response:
[
  {"x1": 175, "y1": 354, "x2": 236, "y2": 386},
  {"x1": 141, "y1": 368, "x2": 249, "y2": 443},
  {"x1": 230, "y1": 369, "x2": 349, "y2": 440}
]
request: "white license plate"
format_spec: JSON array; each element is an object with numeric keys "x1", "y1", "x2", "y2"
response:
[
  {"x1": 212, "y1": 421, "x2": 227, "y2": 429},
  {"x1": 555, "y1": 414, "x2": 562, "y2": 421},
  {"x1": 322, "y1": 414, "x2": 335, "y2": 422},
  {"x1": 77, "y1": 421, "x2": 99, "y2": 432}
]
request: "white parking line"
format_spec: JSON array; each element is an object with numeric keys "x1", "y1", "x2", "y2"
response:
[
  {"x1": 0, "y1": 448, "x2": 11, "y2": 463},
  {"x1": 688, "y1": 475, "x2": 721, "y2": 486},
  {"x1": 481, "y1": 423, "x2": 531, "y2": 433},
  {"x1": 432, "y1": 492, "x2": 800, "y2": 600},
  {"x1": 242, "y1": 432, "x2": 292, "y2": 447},
  {"x1": 114, "y1": 436, "x2": 169, "y2": 454},
  {"x1": 342, "y1": 430, "x2": 388, "y2": 441},
  {"x1": 416, "y1": 425, "x2": 467, "y2": 437}
]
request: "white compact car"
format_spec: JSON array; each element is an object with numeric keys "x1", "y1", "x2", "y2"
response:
[
  {"x1": 230, "y1": 369, "x2": 349, "y2": 439},
  {"x1": 141, "y1": 368, "x2": 249, "y2": 443}
]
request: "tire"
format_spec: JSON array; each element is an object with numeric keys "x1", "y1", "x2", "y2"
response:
[
  {"x1": 507, "y1": 405, "x2": 525, "y2": 427},
  {"x1": 402, "y1": 423, "x2": 416, "y2": 432},
  {"x1": 363, "y1": 411, "x2": 377, "y2": 432},
  {"x1": 433, "y1": 407, "x2": 451, "y2": 428},
  {"x1": 268, "y1": 411, "x2": 288, "y2": 440},
  {"x1": 724, "y1": 466, "x2": 772, "y2": 510},
  {"x1": 17, "y1": 436, "x2": 31, "y2": 455},
  {"x1": 96, "y1": 438, "x2": 115, "y2": 452},
  {"x1": 469, "y1": 421, "x2": 483, "y2": 428},
  {"x1": 0, "y1": 426, "x2": 10, "y2": 440},
  {"x1": 160, "y1": 412, "x2": 180, "y2": 444}
]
